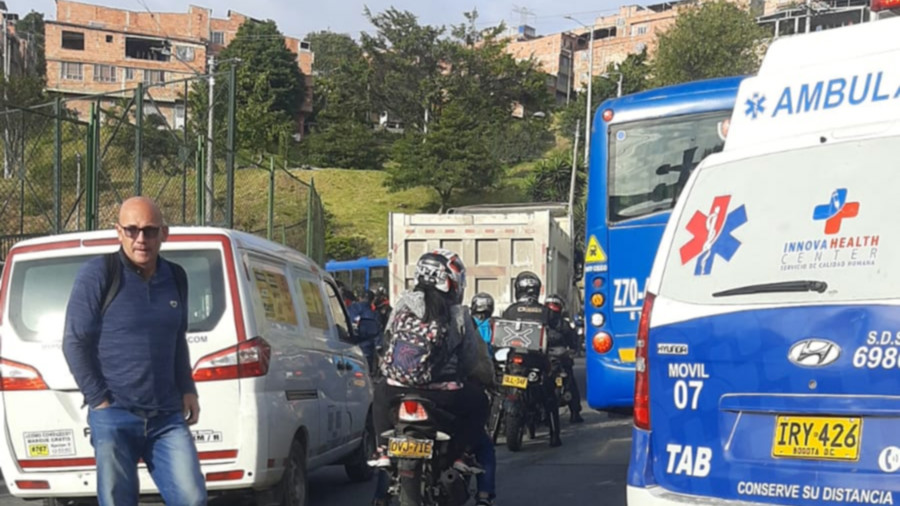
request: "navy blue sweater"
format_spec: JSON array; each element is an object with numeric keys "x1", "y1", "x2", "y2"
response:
[{"x1": 63, "y1": 251, "x2": 196, "y2": 412}]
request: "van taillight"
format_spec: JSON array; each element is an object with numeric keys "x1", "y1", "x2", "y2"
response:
[
  {"x1": 871, "y1": 0, "x2": 900, "y2": 11},
  {"x1": 192, "y1": 337, "x2": 271, "y2": 382},
  {"x1": 634, "y1": 293, "x2": 655, "y2": 430},
  {"x1": 0, "y1": 358, "x2": 49, "y2": 391}
]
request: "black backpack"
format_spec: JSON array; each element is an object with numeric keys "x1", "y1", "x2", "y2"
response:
[{"x1": 100, "y1": 252, "x2": 187, "y2": 315}]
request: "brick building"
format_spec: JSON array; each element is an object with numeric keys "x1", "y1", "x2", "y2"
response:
[
  {"x1": 505, "y1": 29, "x2": 578, "y2": 104},
  {"x1": 44, "y1": 0, "x2": 313, "y2": 130}
]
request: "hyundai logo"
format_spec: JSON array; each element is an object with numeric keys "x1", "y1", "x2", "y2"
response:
[{"x1": 788, "y1": 338, "x2": 841, "y2": 367}]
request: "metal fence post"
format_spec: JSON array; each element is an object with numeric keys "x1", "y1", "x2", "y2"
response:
[
  {"x1": 225, "y1": 65, "x2": 236, "y2": 229},
  {"x1": 85, "y1": 103, "x2": 96, "y2": 231},
  {"x1": 134, "y1": 83, "x2": 144, "y2": 196},
  {"x1": 54, "y1": 97, "x2": 63, "y2": 234},
  {"x1": 196, "y1": 134, "x2": 204, "y2": 226},
  {"x1": 306, "y1": 177, "x2": 315, "y2": 259},
  {"x1": 267, "y1": 158, "x2": 275, "y2": 241}
]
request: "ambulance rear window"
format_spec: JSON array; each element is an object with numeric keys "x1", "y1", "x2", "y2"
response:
[{"x1": 659, "y1": 135, "x2": 898, "y2": 305}]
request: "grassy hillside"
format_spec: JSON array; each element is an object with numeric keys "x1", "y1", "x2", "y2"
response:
[{"x1": 291, "y1": 166, "x2": 537, "y2": 257}]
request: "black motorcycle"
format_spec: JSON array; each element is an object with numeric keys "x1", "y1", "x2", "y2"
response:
[
  {"x1": 382, "y1": 394, "x2": 478, "y2": 506},
  {"x1": 498, "y1": 347, "x2": 560, "y2": 451},
  {"x1": 548, "y1": 346, "x2": 576, "y2": 409}
]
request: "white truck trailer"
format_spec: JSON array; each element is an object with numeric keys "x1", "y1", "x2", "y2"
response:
[{"x1": 388, "y1": 203, "x2": 580, "y2": 315}]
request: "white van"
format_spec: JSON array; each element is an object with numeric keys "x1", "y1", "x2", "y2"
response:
[
  {"x1": 0, "y1": 227, "x2": 374, "y2": 505},
  {"x1": 628, "y1": 17, "x2": 900, "y2": 506}
]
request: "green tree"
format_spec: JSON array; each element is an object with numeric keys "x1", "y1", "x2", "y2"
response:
[
  {"x1": 558, "y1": 49, "x2": 650, "y2": 143},
  {"x1": 188, "y1": 20, "x2": 306, "y2": 155},
  {"x1": 361, "y1": 8, "x2": 447, "y2": 133},
  {"x1": 525, "y1": 150, "x2": 584, "y2": 203},
  {"x1": 387, "y1": 102, "x2": 501, "y2": 212},
  {"x1": 15, "y1": 11, "x2": 46, "y2": 78},
  {"x1": 651, "y1": 0, "x2": 766, "y2": 86},
  {"x1": 0, "y1": 11, "x2": 47, "y2": 180},
  {"x1": 301, "y1": 31, "x2": 385, "y2": 169}
]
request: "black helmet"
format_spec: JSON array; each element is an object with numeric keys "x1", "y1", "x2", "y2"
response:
[
  {"x1": 544, "y1": 293, "x2": 565, "y2": 315},
  {"x1": 514, "y1": 271, "x2": 542, "y2": 302},
  {"x1": 470, "y1": 292, "x2": 495, "y2": 318}
]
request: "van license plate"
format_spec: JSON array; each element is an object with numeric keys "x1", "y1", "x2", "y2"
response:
[
  {"x1": 502, "y1": 375, "x2": 528, "y2": 389},
  {"x1": 772, "y1": 416, "x2": 861, "y2": 461},
  {"x1": 388, "y1": 437, "x2": 433, "y2": 459}
]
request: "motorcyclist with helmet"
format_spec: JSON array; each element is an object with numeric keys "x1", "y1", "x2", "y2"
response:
[
  {"x1": 501, "y1": 271, "x2": 562, "y2": 447},
  {"x1": 545, "y1": 293, "x2": 584, "y2": 424},
  {"x1": 370, "y1": 249, "x2": 495, "y2": 506},
  {"x1": 471, "y1": 292, "x2": 495, "y2": 353}
]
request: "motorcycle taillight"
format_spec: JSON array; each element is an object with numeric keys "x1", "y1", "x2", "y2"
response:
[{"x1": 399, "y1": 400, "x2": 429, "y2": 422}]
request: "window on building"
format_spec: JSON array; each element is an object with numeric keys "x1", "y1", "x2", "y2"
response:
[
  {"x1": 174, "y1": 103, "x2": 186, "y2": 129},
  {"x1": 125, "y1": 67, "x2": 135, "y2": 80},
  {"x1": 93, "y1": 64, "x2": 117, "y2": 82},
  {"x1": 60, "y1": 62, "x2": 83, "y2": 81},
  {"x1": 210, "y1": 31, "x2": 225, "y2": 45},
  {"x1": 125, "y1": 37, "x2": 170, "y2": 61},
  {"x1": 631, "y1": 24, "x2": 648, "y2": 36},
  {"x1": 175, "y1": 46, "x2": 195, "y2": 62},
  {"x1": 61, "y1": 31, "x2": 85, "y2": 51},
  {"x1": 105, "y1": 35, "x2": 113, "y2": 43},
  {"x1": 143, "y1": 70, "x2": 166, "y2": 85}
]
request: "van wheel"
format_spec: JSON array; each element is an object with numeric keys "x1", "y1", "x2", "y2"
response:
[
  {"x1": 345, "y1": 417, "x2": 375, "y2": 482},
  {"x1": 281, "y1": 438, "x2": 308, "y2": 506}
]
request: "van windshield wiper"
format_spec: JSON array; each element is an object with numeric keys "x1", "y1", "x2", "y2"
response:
[{"x1": 712, "y1": 280, "x2": 828, "y2": 297}]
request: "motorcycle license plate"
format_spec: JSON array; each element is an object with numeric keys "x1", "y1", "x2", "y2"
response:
[
  {"x1": 388, "y1": 437, "x2": 434, "y2": 459},
  {"x1": 555, "y1": 377, "x2": 563, "y2": 387},
  {"x1": 502, "y1": 374, "x2": 528, "y2": 389}
]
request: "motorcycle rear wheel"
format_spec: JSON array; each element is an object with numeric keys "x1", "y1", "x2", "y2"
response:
[
  {"x1": 506, "y1": 415, "x2": 524, "y2": 452},
  {"x1": 398, "y1": 462, "x2": 424, "y2": 506}
]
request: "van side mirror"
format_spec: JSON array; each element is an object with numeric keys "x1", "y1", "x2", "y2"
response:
[{"x1": 337, "y1": 325, "x2": 356, "y2": 344}]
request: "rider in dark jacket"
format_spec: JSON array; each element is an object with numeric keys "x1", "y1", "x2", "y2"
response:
[
  {"x1": 545, "y1": 294, "x2": 584, "y2": 423},
  {"x1": 501, "y1": 271, "x2": 562, "y2": 447}
]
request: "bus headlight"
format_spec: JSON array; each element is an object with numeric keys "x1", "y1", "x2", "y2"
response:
[{"x1": 591, "y1": 313, "x2": 605, "y2": 327}]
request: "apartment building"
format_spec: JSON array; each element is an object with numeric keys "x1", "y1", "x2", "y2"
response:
[
  {"x1": 506, "y1": 0, "x2": 872, "y2": 97},
  {"x1": 44, "y1": 0, "x2": 313, "y2": 130}
]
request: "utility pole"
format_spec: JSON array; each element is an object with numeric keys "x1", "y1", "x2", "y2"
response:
[
  {"x1": 566, "y1": 15, "x2": 594, "y2": 165},
  {"x1": 2, "y1": 6, "x2": 9, "y2": 180},
  {"x1": 584, "y1": 26, "x2": 594, "y2": 165},
  {"x1": 206, "y1": 54, "x2": 215, "y2": 223}
]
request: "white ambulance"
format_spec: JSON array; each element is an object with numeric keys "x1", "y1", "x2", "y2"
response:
[
  {"x1": 628, "y1": 17, "x2": 900, "y2": 506},
  {"x1": 0, "y1": 227, "x2": 373, "y2": 505}
]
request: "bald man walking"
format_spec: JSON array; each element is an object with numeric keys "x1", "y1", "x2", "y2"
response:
[{"x1": 63, "y1": 197, "x2": 206, "y2": 506}]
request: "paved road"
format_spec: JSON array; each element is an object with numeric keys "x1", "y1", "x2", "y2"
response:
[{"x1": 0, "y1": 359, "x2": 633, "y2": 506}]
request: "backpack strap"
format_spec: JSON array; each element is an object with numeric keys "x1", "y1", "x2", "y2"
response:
[
  {"x1": 167, "y1": 259, "x2": 188, "y2": 308},
  {"x1": 100, "y1": 252, "x2": 122, "y2": 316}
]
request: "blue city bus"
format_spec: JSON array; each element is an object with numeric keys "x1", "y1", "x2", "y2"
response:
[
  {"x1": 324, "y1": 257, "x2": 388, "y2": 295},
  {"x1": 583, "y1": 76, "x2": 743, "y2": 410}
]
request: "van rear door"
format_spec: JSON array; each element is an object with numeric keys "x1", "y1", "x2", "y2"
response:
[
  {"x1": 1, "y1": 237, "x2": 241, "y2": 472},
  {"x1": 646, "y1": 135, "x2": 900, "y2": 504}
]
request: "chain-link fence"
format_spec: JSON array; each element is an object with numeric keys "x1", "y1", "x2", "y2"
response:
[
  {"x1": 0, "y1": 71, "x2": 325, "y2": 265},
  {"x1": 244, "y1": 161, "x2": 325, "y2": 266}
]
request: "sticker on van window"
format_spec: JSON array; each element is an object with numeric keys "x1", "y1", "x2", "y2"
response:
[
  {"x1": 24, "y1": 430, "x2": 75, "y2": 457},
  {"x1": 780, "y1": 190, "x2": 879, "y2": 272},
  {"x1": 680, "y1": 195, "x2": 747, "y2": 276}
]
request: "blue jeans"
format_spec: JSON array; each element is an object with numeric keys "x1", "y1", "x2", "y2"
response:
[
  {"x1": 88, "y1": 406, "x2": 207, "y2": 506},
  {"x1": 473, "y1": 430, "x2": 496, "y2": 498}
]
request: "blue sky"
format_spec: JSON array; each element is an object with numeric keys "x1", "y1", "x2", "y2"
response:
[{"x1": 11, "y1": 0, "x2": 624, "y2": 40}]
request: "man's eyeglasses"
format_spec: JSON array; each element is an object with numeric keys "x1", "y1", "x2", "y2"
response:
[{"x1": 118, "y1": 224, "x2": 161, "y2": 239}]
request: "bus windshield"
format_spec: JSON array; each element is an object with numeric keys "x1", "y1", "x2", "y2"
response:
[{"x1": 608, "y1": 111, "x2": 729, "y2": 223}]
